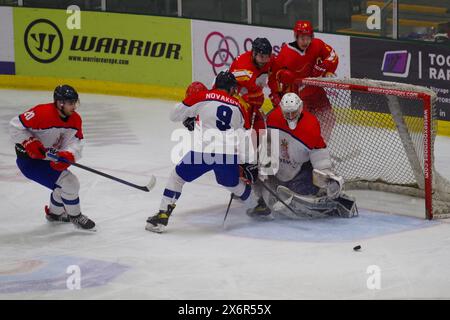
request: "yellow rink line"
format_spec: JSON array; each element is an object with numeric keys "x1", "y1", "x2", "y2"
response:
[
  {"x1": 0, "y1": 75, "x2": 185, "y2": 101},
  {"x1": 1, "y1": 75, "x2": 450, "y2": 137}
]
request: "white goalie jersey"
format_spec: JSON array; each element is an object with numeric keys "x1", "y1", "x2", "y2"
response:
[{"x1": 265, "y1": 107, "x2": 331, "y2": 182}]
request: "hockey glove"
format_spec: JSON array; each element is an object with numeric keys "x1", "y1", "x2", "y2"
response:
[
  {"x1": 311, "y1": 63, "x2": 327, "y2": 77},
  {"x1": 240, "y1": 163, "x2": 258, "y2": 184},
  {"x1": 269, "y1": 92, "x2": 281, "y2": 108},
  {"x1": 277, "y1": 69, "x2": 297, "y2": 85},
  {"x1": 22, "y1": 137, "x2": 46, "y2": 159},
  {"x1": 242, "y1": 90, "x2": 265, "y2": 110},
  {"x1": 50, "y1": 151, "x2": 75, "y2": 171},
  {"x1": 182, "y1": 117, "x2": 195, "y2": 131}
]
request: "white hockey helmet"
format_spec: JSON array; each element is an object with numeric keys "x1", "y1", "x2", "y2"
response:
[{"x1": 280, "y1": 92, "x2": 303, "y2": 129}]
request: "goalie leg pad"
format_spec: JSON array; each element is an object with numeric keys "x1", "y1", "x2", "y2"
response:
[
  {"x1": 333, "y1": 194, "x2": 358, "y2": 218},
  {"x1": 275, "y1": 186, "x2": 358, "y2": 219},
  {"x1": 274, "y1": 186, "x2": 327, "y2": 218}
]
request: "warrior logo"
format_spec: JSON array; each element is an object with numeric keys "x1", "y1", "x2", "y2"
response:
[{"x1": 24, "y1": 19, "x2": 64, "y2": 63}]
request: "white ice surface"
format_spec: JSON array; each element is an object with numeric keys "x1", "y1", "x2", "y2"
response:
[{"x1": 1, "y1": 89, "x2": 450, "y2": 299}]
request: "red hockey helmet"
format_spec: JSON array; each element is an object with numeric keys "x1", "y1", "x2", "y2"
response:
[
  {"x1": 293, "y1": 20, "x2": 314, "y2": 38},
  {"x1": 185, "y1": 81, "x2": 207, "y2": 98}
]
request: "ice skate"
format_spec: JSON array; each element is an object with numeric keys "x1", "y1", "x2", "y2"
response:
[
  {"x1": 69, "y1": 213, "x2": 96, "y2": 231},
  {"x1": 44, "y1": 206, "x2": 71, "y2": 223},
  {"x1": 246, "y1": 197, "x2": 274, "y2": 220},
  {"x1": 146, "y1": 204, "x2": 175, "y2": 233}
]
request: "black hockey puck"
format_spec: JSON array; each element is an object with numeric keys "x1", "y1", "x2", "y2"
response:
[{"x1": 353, "y1": 245, "x2": 361, "y2": 251}]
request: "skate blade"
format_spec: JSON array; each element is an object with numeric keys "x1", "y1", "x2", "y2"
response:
[
  {"x1": 72, "y1": 224, "x2": 97, "y2": 232},
  {"x1": 246, "y1": 212, "x2": 275, "y2": 221},
  {"x1": 145, "y1": 223, "x2": 165, "y2": 233},
  {"x1": 45, "y1": 217, "x2": 71, "y2": 224},
  {"x1": 253, "y1": 215, "x2": 275, "y2": 221}
]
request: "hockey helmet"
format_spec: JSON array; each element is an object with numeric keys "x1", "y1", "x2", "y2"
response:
[
  {"x1": 185, "y1": 81, "x2": 208, "y2": 98},
  {"x1": 214, "y1": 71, "x2": 238, "y2": 92},
  {"x1": 252, "y1": 37, "x2": 272, "y2": 55},
  {"x1": 294, "y1": 20, "x2": 314, "y2": 38},
  {"x1": 54, "y1": 84, "x2": 79, "y2": 102},
  {"x1": 280, "y1": 92, "x2": 303, "y2": 129}
]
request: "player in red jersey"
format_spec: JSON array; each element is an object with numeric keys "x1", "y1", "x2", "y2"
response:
[
  {"x1": 230, "y1": 37, "x2": 275, "y2": 131},
  {"x1": 248, "y1": 93, "x2": 357, "y2": 220},
  {"x1": 9, "y1": 85, "x2": 95, "y2": 230},
  {"x1": 268, "y1": 20, "x2": 338, "y2": 140}
]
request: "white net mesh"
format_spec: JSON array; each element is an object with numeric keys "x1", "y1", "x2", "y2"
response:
[{"x1": 298, "y1": 77, "x2": 450, "y2": 218}]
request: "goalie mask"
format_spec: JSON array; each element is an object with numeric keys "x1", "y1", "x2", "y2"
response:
[{"x1": 280, "y1": 92, "x2": 303, "y2": 130}]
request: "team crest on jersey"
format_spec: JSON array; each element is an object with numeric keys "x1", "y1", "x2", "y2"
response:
[
  {"x1": 281, "y1": 138, "x2": 289, "y2": 160},
  {"x1": 52, "y1": 134, "x2": 64, "y2": 150}
]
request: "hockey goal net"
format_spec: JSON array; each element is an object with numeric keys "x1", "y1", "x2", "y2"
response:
[{"x1": 297, "y1": 77, "x2": 450, "y2": 219}]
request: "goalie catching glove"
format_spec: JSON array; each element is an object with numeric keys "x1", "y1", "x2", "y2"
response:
[{"x1": 312, "y1": 168, "x2": 344, "y2": 199}]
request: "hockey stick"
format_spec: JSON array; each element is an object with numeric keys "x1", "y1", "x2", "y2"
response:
[
  {"x1": 46, "y1": 151, "x2": 156, "y2": 192},
  {"x1": 222, "y1": 193, "x2": 234, "y2": 228},
  {"x1": 15, "y1": 144, "x2": 156, "y2": 192},
  {"x1": 258, "y1": 178, "x2": 299, "y2": 216},
  {"x1": 222, "y1": 107, "x2": 259, "y2": 227}
]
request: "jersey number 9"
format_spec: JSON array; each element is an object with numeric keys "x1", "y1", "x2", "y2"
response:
[{"x1": 216, "y1": 105, "x2": 233, "y2": 131}]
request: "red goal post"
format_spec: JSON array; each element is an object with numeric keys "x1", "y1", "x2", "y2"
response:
[{"x1": 295, "y1": 77, "x2": 450, "y2": 219}]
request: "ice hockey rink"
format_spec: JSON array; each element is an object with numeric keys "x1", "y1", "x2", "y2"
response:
[{"x1": 1, "y1": 88, "x2": 450, "y2": 300}]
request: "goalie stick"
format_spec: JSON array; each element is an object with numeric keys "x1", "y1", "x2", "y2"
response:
[
  {"x1": 258, "y1": 178, "x2": 300, "y2": 216},
  {"x1": 15, "y1": 144, "x2": 156, "y2": 192}
]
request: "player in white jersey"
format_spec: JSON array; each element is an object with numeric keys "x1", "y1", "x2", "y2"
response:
[
  {"x1": 146, "y1": 71, "x2": 258, "y2": 233},
  {"x1": 249, "y1": 93, "x2": 357, "y2": 219},
  {"x1": 9, "y1": 85, "x2": 95, "y2": 230}
]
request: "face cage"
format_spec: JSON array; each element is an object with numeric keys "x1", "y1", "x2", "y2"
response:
[{"x1": 283, "y1": 110, "x2": 299, "y2": 122}]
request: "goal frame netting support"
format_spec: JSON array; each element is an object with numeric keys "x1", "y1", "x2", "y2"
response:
[{"x1": 296, "y1": 77, "x2": 450, "y2": 220}]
